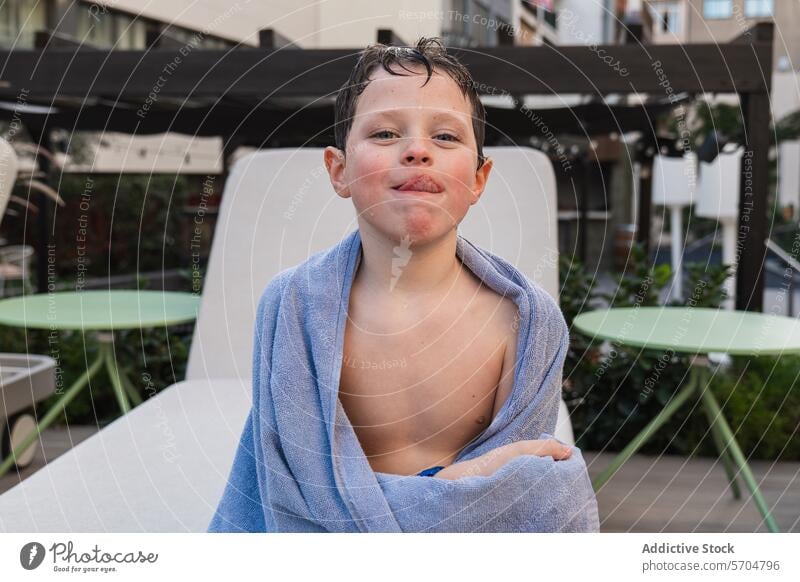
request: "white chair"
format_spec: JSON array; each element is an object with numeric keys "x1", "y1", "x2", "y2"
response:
[
  {"x1": 0, "y1": 137, "x2": 18, "y2": 218},
  {"x1": 0, "y1": 137, "x2": 58, "y2": 296},
  {"x1": 0, "y1": 146, "x2": 573, "y2": 532},
  {"x1": 0, "y1": 244, "x2": 36, "y2": 297},
  {"x1": 0, "y1": 138, "x2": 20, "y2": 296}
]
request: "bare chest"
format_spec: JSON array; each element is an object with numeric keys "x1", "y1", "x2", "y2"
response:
[{"x1": 337, "y1": 288, "x2": 516, "y2": 473}]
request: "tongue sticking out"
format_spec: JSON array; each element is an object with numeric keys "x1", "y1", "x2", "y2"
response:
[{"x1": 397, "y1": 176, "x2": 441, "y2": 193}]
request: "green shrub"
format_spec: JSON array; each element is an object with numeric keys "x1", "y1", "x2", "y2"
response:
[
  {"x1": 2, "y1": 174, "x2": 190, "y2": 280},
  {"x1": 704, "y1": 355, "x2": 800, "y2": 461}
]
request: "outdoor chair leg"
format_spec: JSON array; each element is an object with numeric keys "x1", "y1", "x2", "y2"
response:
[
  {"x1": 698, "y1": 381, "x2": 780, "y2": 532},
  {"x1": 0, "y1": 350, "x2": 105, "y2": 478},
  {"x1": 592, "y1": 365, "x2": 702, "y2": 490}
]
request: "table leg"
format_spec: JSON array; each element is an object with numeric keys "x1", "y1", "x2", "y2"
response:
[
  {"x1": 101, "y1": 341, "x2": 131, "y2": 414},
  {"x1": 699, "y1": 373, "x2": 741, "y2": 500},
  {"x1": 698, "y1": 380, "x2": 780, "y2": 533},
  {"x1": 0, "y1": 349, "x2": 105, "y2": 478},
  {"x1": 592, "y1": 365, "x2": 702, "y2": 490},
  {"x1": 93, "y1": 332, "x2": 142, "y2": 407},
  {"x1": 118, "y1": 368, "x2": 143, "y2": 406},
  {"x1": 707, "y1": 418, "x2": 743, "y2": 500}
]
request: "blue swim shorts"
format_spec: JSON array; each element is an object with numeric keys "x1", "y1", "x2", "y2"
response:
[{"x1": 417, "y1": 466, "x2": 445, "y2": 477}]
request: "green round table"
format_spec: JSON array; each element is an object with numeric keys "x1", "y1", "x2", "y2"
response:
[
  {"x1": 0, "y1": 290, "x2": 200, "y2": 477},
  {"x1": 573, "y1": 306, "x2": 800, "y2": 533}
]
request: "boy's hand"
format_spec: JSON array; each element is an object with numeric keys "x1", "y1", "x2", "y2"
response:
[{"x1": 510, "y1": 438, "x2": 573, "y2": 461}]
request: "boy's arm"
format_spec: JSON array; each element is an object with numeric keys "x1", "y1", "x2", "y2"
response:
[{"x1": 433, "y1": 439, "x2": 571, "y2": 480}]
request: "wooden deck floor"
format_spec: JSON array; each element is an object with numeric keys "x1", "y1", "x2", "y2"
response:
[
  {"x1": 2, "y1": 427, "x2": 798, "y2": 532},
  {"x1": 584, "y1": 451, "x2": 800, "y2": 532}
]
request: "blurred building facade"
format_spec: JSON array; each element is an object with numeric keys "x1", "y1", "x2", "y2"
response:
[{"x1": 645, "y1": 0, "x2": 799, "y2": 117}]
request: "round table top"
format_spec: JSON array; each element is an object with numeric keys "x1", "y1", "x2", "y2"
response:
[
  {"x1": 572, "y1": 306, "x2": 800, "y2": 356},
  {"x1": 0, "y1": 290, "x2": 200, "y2": 331}
]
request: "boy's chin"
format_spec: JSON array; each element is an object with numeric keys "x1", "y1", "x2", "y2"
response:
[{"x1": 362, "y1": 219, "x2": 459, "y2": 248}]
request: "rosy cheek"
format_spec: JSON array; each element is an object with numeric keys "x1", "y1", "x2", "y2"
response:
[
  {"x1": 353, "y1": 150, "x2": 391, "y2": 190},
  {"x1": 442, "y1": 159, "x2": 474, "y2": 194}
]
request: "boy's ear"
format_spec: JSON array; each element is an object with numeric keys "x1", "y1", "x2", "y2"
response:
[
  {"x1": 470, "y1": 156, "x2": 493, "y2": 204},
  {"x1": 324, "y1": 146, "x2": 350, "y2": 199}
]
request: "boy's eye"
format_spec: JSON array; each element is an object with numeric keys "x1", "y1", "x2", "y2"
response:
[
  {"x1": 371, "y1": 130, "x2": 398, "y2": 139},
  {"x1": 434, "y1": 133, "x2": 461, "y2": 142}
]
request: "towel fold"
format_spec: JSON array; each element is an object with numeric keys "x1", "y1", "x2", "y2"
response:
[{"x1": 208, "y1": 229, "x2": 599, "y2": 532}]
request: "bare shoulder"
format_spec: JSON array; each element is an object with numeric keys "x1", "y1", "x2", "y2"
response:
[{"x1": 459, "y1": 263, "x2": 520, "y2": 345}]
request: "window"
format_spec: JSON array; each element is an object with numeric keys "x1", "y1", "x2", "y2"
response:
[
  {"x1": 442, "y1": 0, "x2": 470, "y2": 47},
  {"x1": 657, "y1": 4, "x2": 681, "y2": 34},
  {"x1": 0, "y1": 0, "x2": 47, "y2": 49},
  {"x1": 744, "y1": 0, "x2": 773, "y2": 17},
  {"x1": 703, "y1": 0, "x2": 732, "y2": 19},
  {"x1": 471, "y1": 1, "x2": 491, "y2": 46},
  {"x1": 76, "y1": 4, "x2": 115, "y2": 48},
  {"x1": 442, "y1": 0, "x2": 509, "y2": 48},
  {"x1": 115, "y1": 13, "x2": 147, "y2": 49}
]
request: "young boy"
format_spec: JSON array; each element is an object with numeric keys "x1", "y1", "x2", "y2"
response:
[
  {"x1": 209, "y1": 37, "x2": 597, "y2": 533},
  {"x1": 323, "y1": 37, "x2": 572, "y2": 480}
]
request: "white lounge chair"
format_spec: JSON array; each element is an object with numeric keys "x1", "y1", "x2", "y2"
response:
[{"x1": 0, "y1": 146, "x2": 574, "y2": 532}]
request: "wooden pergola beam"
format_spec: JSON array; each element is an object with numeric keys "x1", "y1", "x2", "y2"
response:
[
  {"x1": 732, "y1": 22, "x2": 773, "y2": 311},
  {"x1": 0, "y1": 41, "x2": 770, "y2": 100}
]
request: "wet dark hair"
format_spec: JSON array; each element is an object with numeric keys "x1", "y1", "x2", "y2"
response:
[{"x1": 333, "y1": 37, "x2": 486, "y2": 169}]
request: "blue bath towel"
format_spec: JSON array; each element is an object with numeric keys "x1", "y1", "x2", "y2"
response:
[{"x1": 208, "y1": 229, "x2": 599, "y2": 532}]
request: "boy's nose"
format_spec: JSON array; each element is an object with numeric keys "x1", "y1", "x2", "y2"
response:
[{"x1": 401, "y1": 138, "x2": 432, "y2": 165}]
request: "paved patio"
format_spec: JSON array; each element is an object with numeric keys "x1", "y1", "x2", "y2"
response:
[
  {"x1": 1, "y1": 425, "x2": 99, "y2": 496},
  {"x1": 1, "y1": 427, "x2": 797, "y2": 532}
]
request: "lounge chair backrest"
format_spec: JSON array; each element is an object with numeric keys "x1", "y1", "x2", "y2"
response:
[{"x1": 187, "y1": 147, "x2": 560, "y2": 380}]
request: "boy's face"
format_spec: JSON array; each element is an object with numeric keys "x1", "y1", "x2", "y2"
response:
[{"x1": 324, "y1": 65, "x2": 493, "y2": 247}]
